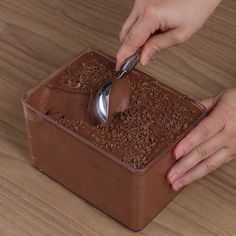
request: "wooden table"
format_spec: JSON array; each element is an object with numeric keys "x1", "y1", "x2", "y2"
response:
[{"x1": 0, "y1": 0, "x2": 235, "y2": 235}]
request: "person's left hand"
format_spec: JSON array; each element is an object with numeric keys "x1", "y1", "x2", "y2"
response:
[{"x1": 167, "y1": 87, "x2": 236, "y2": 191}]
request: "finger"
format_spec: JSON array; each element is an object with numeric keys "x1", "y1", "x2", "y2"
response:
[
  {"x1": 174, "y1": 104, "x2": 226, "y2": 159},
  {"x1": 168, "y1": 132, "x2": 225, "y2": 184},
  {"x1": 200, "y1": 95, "x2": 219, "y2": 111},
  {"x1": 119, "y1": 8, "x2": 139, "y2": 42},
  {"x1": 116, "y1": 18, "x2": 155, "y2": 71},
  {"x1": 172, "y1": 148, "x2": 230, "y2": 191},
  {"x1": 140, "y1": 29, "x2": 180, "y2": 66}
]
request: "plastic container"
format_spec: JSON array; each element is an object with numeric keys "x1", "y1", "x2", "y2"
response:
[{"x1": 22, "y1": 49, "x2": 207, "y2": 231}]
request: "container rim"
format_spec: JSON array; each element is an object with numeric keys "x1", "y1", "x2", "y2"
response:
[{"x1": 22, "y1": 48, "x2": 208, "y2": 176}]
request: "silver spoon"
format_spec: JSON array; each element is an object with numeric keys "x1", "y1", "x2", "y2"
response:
[{"x1": 92, "y1": 49, "x2": 141, "y2": 124}]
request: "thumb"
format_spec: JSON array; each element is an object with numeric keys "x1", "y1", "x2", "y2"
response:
[{"x1": 140, "y1": 29, "x2": 184, "y2": 66}]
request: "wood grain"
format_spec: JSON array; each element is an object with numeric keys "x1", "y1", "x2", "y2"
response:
[{"x1": 0, "y1": 0, "x2": 235, "y2": 235}]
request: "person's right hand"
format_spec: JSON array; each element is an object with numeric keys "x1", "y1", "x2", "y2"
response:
[{"x1": 116, "y1": 0, "x2": 221, "y2": 70}]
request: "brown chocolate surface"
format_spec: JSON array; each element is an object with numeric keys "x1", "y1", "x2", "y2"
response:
[{"x1": 29, "y1": 51, "x2": 202, "y2": 169}]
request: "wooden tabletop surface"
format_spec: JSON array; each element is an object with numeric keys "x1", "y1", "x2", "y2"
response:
[{"x1": 0, "y1": 0, "x2": 235, "y2": 235}]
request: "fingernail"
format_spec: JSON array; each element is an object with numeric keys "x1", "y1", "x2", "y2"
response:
[
  {"x1": 172, "y1": 181, "x2": 183, "y2": 191},
  {"x1": 140, "y1": 54, "x2": 150, "y2": 66},
  {"x1": 168, "y1": 173, "x2": 178, "y2": 184},
  {"x1": 175, "y1": 150, "x2": 183, "y2": 160}
]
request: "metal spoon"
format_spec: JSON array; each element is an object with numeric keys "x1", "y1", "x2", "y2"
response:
[{"x1": 92, "y1": 49, "x2": 141, "y2": 124}]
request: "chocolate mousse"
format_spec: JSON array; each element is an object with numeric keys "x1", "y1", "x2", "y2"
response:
[
  {"x1": 29, "y1": 51, "x2": 202, "y2": 169},
  {"x1": 22, "y1": 49, "x2": 206, "y2": 231}
]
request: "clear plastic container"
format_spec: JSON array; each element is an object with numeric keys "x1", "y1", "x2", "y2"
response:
[{"x1": 22, "y1": 49, "x2": 207, "y2": 231}]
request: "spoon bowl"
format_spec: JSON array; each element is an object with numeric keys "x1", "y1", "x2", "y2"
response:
[{"x1": 91, "y1": 49, "x2": 141, "y2": 124}]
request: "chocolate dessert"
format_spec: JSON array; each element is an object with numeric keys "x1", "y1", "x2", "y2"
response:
[
  {"x1": 28, "y1": 51, "x2": 201, "y2": 169},
  {"x1": 22, "y1": 49, "x2": 206, "y2": 231}
]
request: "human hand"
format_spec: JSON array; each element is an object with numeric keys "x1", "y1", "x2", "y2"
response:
[
  {"x1": 167, "y1": 88, "x2": 236, "y2": 191},
  {"x1": 116, "y1": 0, "x2": 221, "y2": 70}
]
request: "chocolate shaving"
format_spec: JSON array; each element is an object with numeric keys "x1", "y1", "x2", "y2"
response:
[{"x1": 46, "y1": 51, "x2": 201, "y2": 169}]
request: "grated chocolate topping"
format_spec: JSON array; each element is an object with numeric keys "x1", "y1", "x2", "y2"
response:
[{"x1": 45, "y1": 51, "x2": 202, "y2": 169}]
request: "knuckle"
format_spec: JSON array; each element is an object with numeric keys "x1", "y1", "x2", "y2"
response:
[
  {"x1": 205, "y1": 161, "x2": 218, "y2": 173},
  {"x1": 200, "y1": 125, "x2": 210, "y2": 140},
  {"x1": 175, "y1": 31, "x2": 189, "y2": 45},
  {"x1": 223, "y1": 106, "x2": 236, "y2": 127},
  {"x1": 149, "y1": 42, "x2": 161, "y2": 54},
  {"x1": 218, "y1": 105, "x2": 236, "y2": 141},
  {"x1": 143, "y1": 6, "x2": 156, "y2": 18},
  {"x1": 196, "y1": 146, "x2": 209, "y2": 160},
  {"x1": 220, "y1": 106, "x2": 229, "y2": 123}
]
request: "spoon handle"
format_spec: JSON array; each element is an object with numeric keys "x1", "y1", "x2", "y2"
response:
[{"x1": 120, "y1": 48, "x2": 141, "y2": 74}]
